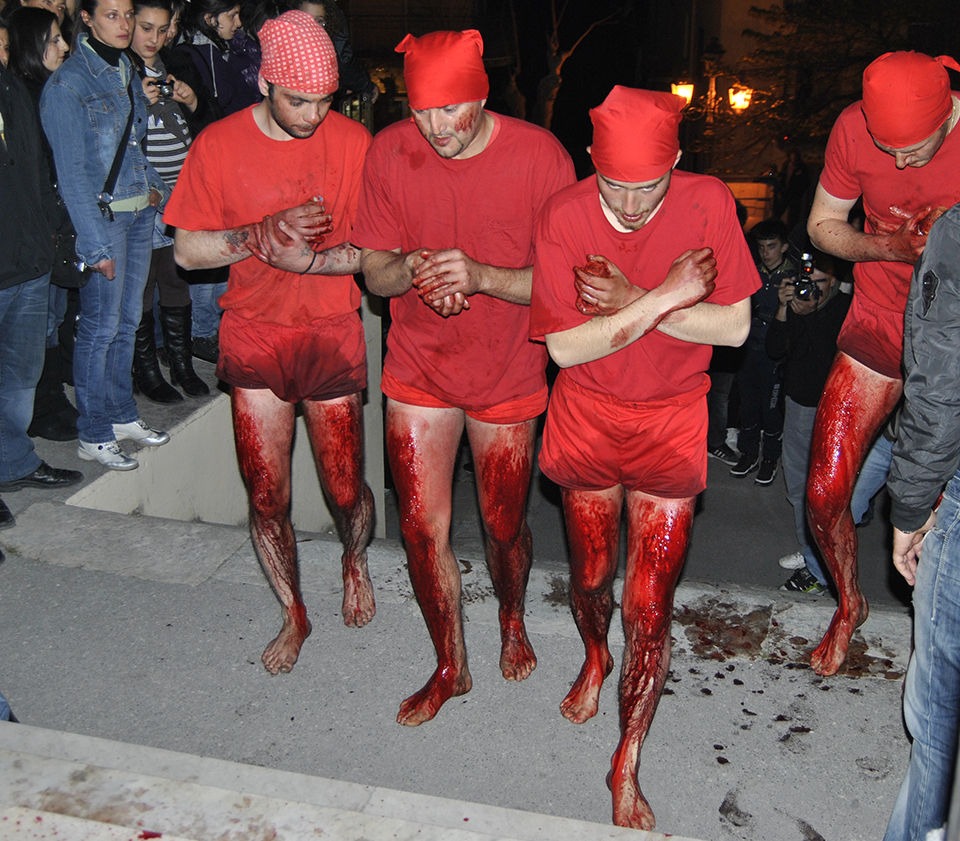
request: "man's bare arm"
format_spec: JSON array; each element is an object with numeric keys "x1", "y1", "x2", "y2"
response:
[
  {"x1": 657, "y1": 297, "x2": 751, "y2": 346},
  {"x1": 807, "y1": 184, "x2": 927, "y2": 264},
  {"x1": 175, "y1": 226, "x2": 258, "y2": 270},
  {"x1": 545, "y1": 248, "x2": 716, "y2": 368},
  {"x1": 360, "y1": 247, "x2": 420, "y2": 297},
  {"x1": 414, "y1": 250, "x2": 532, "y2": 305}
]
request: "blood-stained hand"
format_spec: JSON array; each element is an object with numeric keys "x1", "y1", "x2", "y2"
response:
[
  {"x1": 412, "y1": 248, "x2": 475, "y2": 317},
  {"x1": 867, "y1": 205, "x2": 937, "y2": 263},
  {"x1": 660, "y1": 248, "x2": 717, "y2": 309},
  {"x1": 249, "y1": 216, "x2": 319, "y2": 274},
  {"x1": 574, "y1": 255, "x2": 643, "y2": 316},
  {"x1": 269, "y1": 200, "x2": 334, "y2": 245}
]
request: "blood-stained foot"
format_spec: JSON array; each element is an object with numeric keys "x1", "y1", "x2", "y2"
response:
[
  {"x1": 397, "y1": 665, "x2": 472, "y2": 726},
  {"x1": 810, "y1": 600, "x2": 869, "y2": 676},
  {"x1": 342, "y1": 552, "x2": 376, "y2": 627},
  {"x1": 499, "y1": 616, "x2": 537, "y2": 681},
  {"x1": 609, "y1": 768, "x2": 656, "y2": 831},
  {"x1": 262, "y1": 615, "x2": 313, "y2": 675},
  {"x1": 560, "y1": 653, "x2": 614, "y2": 723}
]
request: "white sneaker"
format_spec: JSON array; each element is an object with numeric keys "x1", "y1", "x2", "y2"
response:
[
  {"x1": 78, "y1": 440, "x2": 139, "y2": 471},
  {"x1": 112, "y1": 419, "x2": 170, "y2": 447},
  {"x1": 778, "y1": 550, "x2": 805, "y2": 570}
]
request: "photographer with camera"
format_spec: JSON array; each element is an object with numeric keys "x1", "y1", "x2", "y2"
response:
[{"x1": 766, "y1": 250, "x2": 850, "y2": 592}]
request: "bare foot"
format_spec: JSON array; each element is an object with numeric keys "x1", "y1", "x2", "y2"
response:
[
  {"x1": 342, "y1": 552, "x2": 376, "y2": 627},
  {"x1": 810, "y1": 600, "x2": 869, "y2": 676},
  {"x1": 561, "y1": 653, "x2": 614, "y2": 723},
  {"x1": 397, "y1": 665, "x2": 472, "y2": 726},
  {"x1": 262, "y1": 615, "x2": 312, "y2": 675},
  {"x1": 499, "y1": 616, "x2": 537, "y2": 681},
  {"x1": 609, "y1": 767, "x2": 656, "y2": 831}
]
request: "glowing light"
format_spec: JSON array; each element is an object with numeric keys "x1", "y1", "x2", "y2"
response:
[
  {"x1": 672, "y1": 83, "x2": 695, "y2": 105},
  {"x1": 728, "y1": 85, "x2": 753, "y2": 112}
]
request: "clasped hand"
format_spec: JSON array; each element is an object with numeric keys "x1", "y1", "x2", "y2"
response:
[
  {"x1": 249, "y1": 201, "x2": 334, "y2": 273},
  {"x1": 411, "y1": 248, "x2": 478, "y2": 317}
]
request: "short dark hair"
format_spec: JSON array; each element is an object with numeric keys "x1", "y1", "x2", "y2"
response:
[
  {"x1": 8, "y1": 6, "x2": 58, "y2": 84},
  {"x1": 808, "y1": 248, "x2": 837, "y2": 279},
  {"x1": 751, "y1": 218, "x2": 789, "y2": 244},
  {"x1": 180, "y1": 0, "x2": 239, "y2": 51}
]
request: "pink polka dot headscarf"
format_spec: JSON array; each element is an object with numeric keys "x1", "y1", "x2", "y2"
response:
[{"x1": 259, "y1": 10, "x2": 338, "y2": 96}]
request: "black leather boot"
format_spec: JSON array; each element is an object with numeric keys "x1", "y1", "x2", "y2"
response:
[
  {"x1": 28, "y1": 347, "x2": 78, "y2": 441},
  {"x1": 133, "y1": 309, "x2": 182, "y2": 404},
  {"x1": 160, "y1": 305, "x2": 210, "y2": 397}
]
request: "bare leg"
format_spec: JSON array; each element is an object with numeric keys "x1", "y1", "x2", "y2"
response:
[
  {"x1": 560, "y1": 486, "x2": 622, "y2": 723},
  {"x1": 468, "y1": 416, "x2": 538, "y2": 681},
  {"x1": 610, "y1": 492, "x2": 694, "y2": 831},
  {"x1": 806, "y1": 353, "x2": 901, "y2": 676},
  {"x1": 232, "y1": 387, "x2": 312, "y2": 675},
  {"x1": 303, "y1": 394, "x2": 375, "y2": 627},
  {"x1": 387, "y1": 400, "x2": 472, "y2": 725}
]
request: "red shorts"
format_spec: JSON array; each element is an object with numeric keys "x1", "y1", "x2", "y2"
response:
[
  {"x1": 381, "y1": 368, "x2": 547, "y2": 424},
  {"x1": 540, "y1": 374, "x2": 708, "y2": 498},
  {"x1": 836, "y1": 294, "x2": 904, "y2": 380},
  {"x1": 217, "y1": 310, "x2": 367, "y2": 403}
]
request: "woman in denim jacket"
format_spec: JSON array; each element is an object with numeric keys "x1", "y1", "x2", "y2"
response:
[{"x1": 40, "y1": 0, "x2": 171, "y2": 471}]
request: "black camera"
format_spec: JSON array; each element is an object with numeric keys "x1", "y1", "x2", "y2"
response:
[
  {"x1": 155, "y1": 80, "x2": 175, "y2": 99},
  {"x1": 793, "y1": 252, "x2": 821, "y2": 302}
]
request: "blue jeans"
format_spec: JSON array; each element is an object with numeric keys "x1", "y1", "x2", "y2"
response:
[
  {"x1": 190, "y1": 280, "x2": 226, "y2": 339},
  {"x1": 0, "y1": 689, "x2": 12, "y2": 721},
  {"x1": 75, "y1": 209, "x2": 155, "y2": 443},
  {"x1": 782, "y1": 397, "x2": 893, "y2": 585},
  {"x1": 0, "y1": 275, "x2": 48, "y2": 483},
  {"x1": 884, "y1": 470, "x2": 960, "y2": 841},
  {"x1": 46, "y1": 283, "x2": 68, "y2": 348}
]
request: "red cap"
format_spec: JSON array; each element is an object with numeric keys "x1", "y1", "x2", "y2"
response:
[
  {"x1": 396, "y1": 29, "x2": 489, "y2": 110},
  {"x1": 590, "y1": 86, "x2": 684, "y2": 182},
  {"x1": 862, "y1": 51, "x2": 960, "y2": 148},
  {"x1": 259, "y1": 10, "x2": 338, "y2": 96}
]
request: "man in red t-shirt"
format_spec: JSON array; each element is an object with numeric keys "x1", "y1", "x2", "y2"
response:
[
  {"x1": 531, "y1": 86, "x2": 755, "y2": 831},
  {"x1": 166, "y1": 11, "x2": 375, "y2": 676},
  {"x1": 353, "y1": 30, "x2": 575, "y2": 726},
  {"x1": 805, "y1": 51, "x2": 960, "y2": 677}
]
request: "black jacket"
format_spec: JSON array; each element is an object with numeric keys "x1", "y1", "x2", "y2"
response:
[
  {"x1": 888, "y1": 203, "x2": 960, "y2": 532},
  {"x1": 0, "y1": 62, "x2": 57, "y2": 290}
]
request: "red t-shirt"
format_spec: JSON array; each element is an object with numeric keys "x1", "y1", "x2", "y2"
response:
[
  {"x1": 531, "y1": 172, "x2": 760, "y2": 403},
  {"x1": 820, "y1": 98, "x2": 960, "y2": 315},
  {"x1": 352, "y1": 112, "x2": 575, "y2": 412},
  {"x1": 165, "y1": 107, "x2": 371, "y2": 327}
]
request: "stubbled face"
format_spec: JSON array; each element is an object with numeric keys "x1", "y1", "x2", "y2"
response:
[
  {"x1": 873, "y1": 121, "x2": 949, "y2": 170},
  {"x1": 266, "y1": 83, "x2": 333, "y2": 139},
  {"x1": 81, "y1": 0, "x2": 134, "y2": 49},
  {"x1": 596, "y1": 170, "x2": 672, "y2": 231},
  {"x1": 131, "y1": 6, "x2": 170, "y2": 64},
  {"x1": 206, "y1": 5, "x2": 240, "y2": 41},
  {"x1": 42, "y1": 21, "x2": 69, "y2": 71},
  {"x1": 756, "y1": 237, "x2": 788, "y2": 271},
  {"x1": 0, "y1": 28, "x2": 9, "y2": 67},
  {"x1": 411, "y1": 100, "x2": 487, "y2": 159}
]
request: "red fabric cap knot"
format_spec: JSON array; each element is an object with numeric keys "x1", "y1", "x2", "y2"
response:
[
  {"x1": 862, "y1": 51, "x2": 960, "y2": 148},
  {"x1": 590, "y1": 86, "x2": 684, "y2": 182},
  {"x1": 259, "y1": 10, "x2": 338, "y2": 96},
  {"x1": 396, "y1": 29, "x2": 489, "y2": 110}
]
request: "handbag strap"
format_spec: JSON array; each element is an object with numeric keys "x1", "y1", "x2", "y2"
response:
[{"x1": 97, "y1": 80, "x2": 137, "y2": 221}]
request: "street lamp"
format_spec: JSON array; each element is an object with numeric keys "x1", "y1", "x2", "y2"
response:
[{"x1": 728, "y1": 84, "x2": 753, "y2": 113}]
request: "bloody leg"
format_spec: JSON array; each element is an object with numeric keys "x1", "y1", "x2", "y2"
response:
[
  {"x1": 303, "y1": 393, "x2": 375, "y2": 627},
  {"x1": 232, "y1": 386, "x2": 312, "y2": 675},
  {"x1": 386, "y1": 399, "x2": 472, "y2": 725},
  {"x1": 806, "y1": 352, "x2": 901, "y2": 675},
  {"x1": 468, "y1": 415, "x2": 538, "y2": 680},
  {"x1": 610, "y1": 491, "x2": 694, "y2": 831},
  {"x1": 560, "y1": 485, "x2": 622, "y2": 724}
]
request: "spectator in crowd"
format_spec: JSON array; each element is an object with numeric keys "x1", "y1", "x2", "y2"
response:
[
  {"x1": 0, "y1": 46, "x2": 83, "y2": 523},
  {"x1": 730, "y1": 218, "x2": 792, "y2": 485},
  {"x1": 127, "y1": 0, "x2": 211, "y2": 403},
  {"x1": 41, "y1": 0, "x2": 171, "y2": 471},
  {"x1": 7, "y1": 6, "x2": 79, "y2": 441},
  {"x1": 884, "y1": 203, "x2": 960, "y2": 841}
]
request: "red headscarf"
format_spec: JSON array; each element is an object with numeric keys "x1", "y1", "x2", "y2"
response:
[
  {"x1": 259, "y1": 10, "x2": 338, "y2": 96},
  {"x1": 396, "y1": 30, "x2": 489, "y2": 110},
  {"x1": 590, "y1": 86, "x2": 685, "y2": 182},
  {"x1": 862, "y1": 51, "x2": 960, "y2": 148}
]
